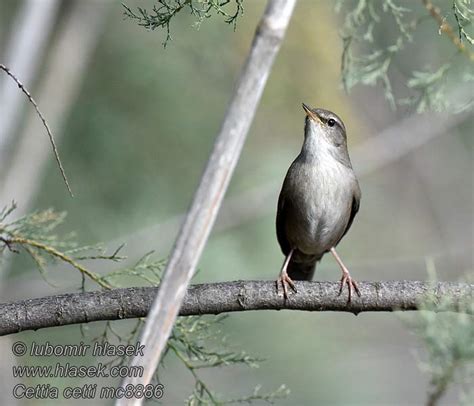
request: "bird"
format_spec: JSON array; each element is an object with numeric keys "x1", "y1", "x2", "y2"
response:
[{"x1": 276, "y1": 103, "x2": 361, "y2": 302}]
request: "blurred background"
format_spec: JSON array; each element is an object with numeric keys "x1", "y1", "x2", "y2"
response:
[{"x1": 0, "y1": 0, "x2": 472, "y2": 404}]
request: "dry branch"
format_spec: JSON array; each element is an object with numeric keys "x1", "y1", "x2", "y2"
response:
[
  {"x1": 0, "y1": 280, "x2": 472, "y2": 336},
  {"x1": 0, "y1": 64, "x2": 72, "y2": 196},
  {"x1": 120, "y1": 0, "x2": 297, "y2": 399}
]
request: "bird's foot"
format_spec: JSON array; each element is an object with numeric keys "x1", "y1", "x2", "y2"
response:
[
  {"x1": 276, "y1": 272, "x2": 297, "y2": 300},
  {"x1": 338, "y1": 269, "x2": 361, "y2": 303}
]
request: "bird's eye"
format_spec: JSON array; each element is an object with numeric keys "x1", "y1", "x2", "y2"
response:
[{"x1": 327, "y1": 118, "x2": 336, "y2": 127}]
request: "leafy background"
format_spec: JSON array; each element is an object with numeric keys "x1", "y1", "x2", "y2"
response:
[{"x1": 0, "y1": 0, "x2": 472, "y2": 404}]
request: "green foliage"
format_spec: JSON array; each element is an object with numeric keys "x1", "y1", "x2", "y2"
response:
[
  {"x1": 337, "y1": 0, "x2": 474, "y2": 112},
  {"x1": 168, "y1": 316, "x2": 289, "y2": 404},
  {"x1": 0, "y1": 204, "x2": 288, "y2": 404},
  {"x1": 401, "y1": 270, "x2": 474, "y2": 406},
  {"x1": 122, "y1": 0, "x2": 473, "y2": 112},
  {"x1": 454, "y1": 0, "x2": 474, "y2": 45},
  {"x1": 337, "y1": 0, "x2": 411, "y2": 109},
  {"x1": 0, "y1": 202, "x2": 118, "y2": 289},
  {"x1": 401, "y1": 63, "x2": 474, "y2": 113},
  {"x1": 122, "y1": 0, "x2": 244, "y2": 46}
]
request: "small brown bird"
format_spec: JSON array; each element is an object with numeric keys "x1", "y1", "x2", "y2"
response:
[{"x1": 276, "y1": 103, "x2": 361, "y2": 301}]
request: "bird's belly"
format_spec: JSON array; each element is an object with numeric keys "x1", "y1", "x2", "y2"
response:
[{"x1": 285, "y1": 168, "x2": 353, "y2": 256}]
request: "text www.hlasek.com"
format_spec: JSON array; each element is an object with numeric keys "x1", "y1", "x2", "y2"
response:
[{"x1": 13, "y1": 362, "x2": 143, "y2": 379}]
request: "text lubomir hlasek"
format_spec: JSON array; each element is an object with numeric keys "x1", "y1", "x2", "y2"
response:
[{"x1": 29, "y1": 341, "x2": 145, "y2": 357}]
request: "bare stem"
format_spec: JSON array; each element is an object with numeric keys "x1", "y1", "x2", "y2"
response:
[{"x1": 0, "y1": 64, "x2": 73, "y2": 196}]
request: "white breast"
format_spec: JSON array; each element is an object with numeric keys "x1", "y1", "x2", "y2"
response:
[{"x1": 284, "y1": 140, "x2": 356, "y2": 256}]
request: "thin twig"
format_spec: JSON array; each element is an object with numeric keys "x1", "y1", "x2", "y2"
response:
[
  {"x1": 0, "y1": 236, "x2": 19, "y2": 253},
  {"x1": 0, "y1": 280, "x2": 472, "y2": 336},
  {"x1": 421, "y1": 0, "x2": 474, "y2": 61},
  {"x1": 2, "y1": 236, "x2": 110, "y2": 289},
  {"x1": 0, "y1": 64, "x2": 73, "y2": 196},
  {"x1": 426, "y1": 361, "x2": 457, "y2": 406}
]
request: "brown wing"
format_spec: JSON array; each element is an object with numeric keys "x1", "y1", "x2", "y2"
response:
[
  {"x1": 276, "y1": 189, "x2": 291, "y2": 256},
  {"x1": 338, "y1": 184, "x2": 361, "y2": 244}
]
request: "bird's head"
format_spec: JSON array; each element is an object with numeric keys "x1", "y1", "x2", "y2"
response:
[{"x1": 302, "y1": 103, "x2": 347, "y2": 148}]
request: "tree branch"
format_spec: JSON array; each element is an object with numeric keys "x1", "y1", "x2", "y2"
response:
[{"x1": 1, "y1": 280, "x2": 472, "y2": 336}]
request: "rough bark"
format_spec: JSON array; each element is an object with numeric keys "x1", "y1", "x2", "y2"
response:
[{"x1": 1, "y1": 280, "x2": 472, "y2": 336}]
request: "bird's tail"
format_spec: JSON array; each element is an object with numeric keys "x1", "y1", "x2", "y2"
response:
[{"x1": 287, "y1": 255, "x2": 317, "y2": 281}]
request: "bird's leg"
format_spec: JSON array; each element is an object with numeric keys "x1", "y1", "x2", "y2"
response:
[
  {"x1": 330, "y1": 247, "x2": 361, "y2": 303},
  {"x1": 276, "y1": 248, "x2": 297, "y2": 299}
]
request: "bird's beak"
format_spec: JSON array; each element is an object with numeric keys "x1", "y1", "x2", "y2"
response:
[{"x1": 302, "y1": 103, "x2": 322, "y2": 124}]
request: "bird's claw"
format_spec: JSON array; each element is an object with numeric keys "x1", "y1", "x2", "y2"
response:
[
  {"x1": 338, "y1": 270, "x2": 361, "y2": 303},
  {"x1": 276, "y1": 273, "x2": 297, "y2": 300}
]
